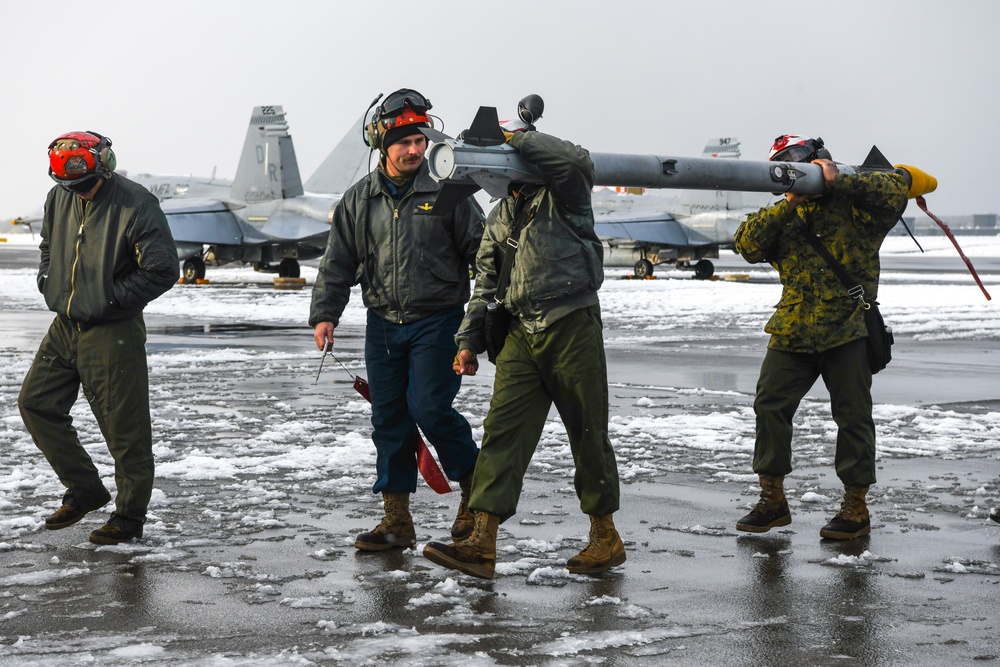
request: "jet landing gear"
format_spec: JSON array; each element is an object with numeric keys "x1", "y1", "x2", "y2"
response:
[
  {"x1": 633, "y1": 259, "x2": 654, "y2": 279},
  {"x1": 693, "y1": 259, "x2": 715, "y2": 280},
  {"x1": 182, "y1": 257, "x2": 206, "y2": 284},
  {"x1": 278, "y1": 258, "x2": 300, "y2": 278},
  {"x1": 632, "y1": 258, "x2": 714, "y2": 280}
]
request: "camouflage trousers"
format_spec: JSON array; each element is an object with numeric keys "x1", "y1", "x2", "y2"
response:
[
  {"x1": 469, "y1": 306, "x2": 620, "y2": 522},
  {"x1": 752, "y1": 338, "x2": 876, "y2": 487},
  {"x1": 18, "y1": 314, "x2": 155, "y2": 522}
]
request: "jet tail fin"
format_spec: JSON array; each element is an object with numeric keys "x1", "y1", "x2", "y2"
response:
[
  {"x1": 701, "y1": 137, "x2": 741, "y2": 159},
  {"x1": 304, "y1": 115, "x2": 374, "y2": 194},
  {"x1": 230, "y1": 105, "x2": 304, "y2": 203}
]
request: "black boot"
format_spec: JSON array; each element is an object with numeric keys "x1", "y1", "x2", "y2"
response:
[
  {"x1": 45, "y1": 488, "x2": 112, "y2": 530},
  {"x1": 736, "y1": 474, "x2": 792, "y2": 533},
  {"x1": 89, "y1": 513, "x2": 144, "y2": 545}
]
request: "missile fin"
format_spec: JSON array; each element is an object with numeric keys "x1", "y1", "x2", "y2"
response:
[
  {"x1": 462, "y1": 107, "x2": 507, "y2": 147},
  {"x1": 430, "y1": 183, "x2": 482, "y2": 216},
  {"x1": 470, "y1": 171, "x2": 513, "y2": 198},
  {"x1": 861, "y1": 145, "x2": 894, "y2": 170},
  {"x1": 420, "y1": 127, "x2": 451, "y2": 144}
]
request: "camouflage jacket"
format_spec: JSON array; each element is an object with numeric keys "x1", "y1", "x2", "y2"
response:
[
  {"x1": 456, "y1": 131, "x2": 602, "y2": 353},
  {"x1": 734, "y1": 170, "x2": 908, "y2": 353}
]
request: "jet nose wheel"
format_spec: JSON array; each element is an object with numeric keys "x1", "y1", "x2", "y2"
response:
[
  {"x1": 634, "y1": 259, "x2": 654, "y2": 279},
  {"x1": 182, "y1": 257, "x2": 206, "y2": 284},
  {"x1": 278, "y1": 258, "x2": 301, "y2": 278},
  {"x1": 694, "y1": 259, "x2": 714, "y2": 280}
]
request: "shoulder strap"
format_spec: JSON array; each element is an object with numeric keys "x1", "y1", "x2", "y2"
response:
[
  {"x1": 494, "y1": 197, "x2": 536, "y2": 304},
  {"x1": 795, "y1": 220, "x2": 869, "y2": 305}
]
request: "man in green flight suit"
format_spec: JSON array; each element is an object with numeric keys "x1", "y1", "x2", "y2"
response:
[
  {"x1": 733, "y1": 134, "x2": 934, "y2": 540},
  {"x1": 19, "y1": 131, "x2": 179, "y2": 545},
  {"x1": 423, "y1": 125, "x2": 624, "y2": 579}
]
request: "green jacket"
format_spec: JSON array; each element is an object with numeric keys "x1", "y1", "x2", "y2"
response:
[
  {"x1": 309, "y1": 159, "x2": 484, "y2": 327},
  {"x1": 38, "y1": 174, "x2": 179, "y2": 325},
  {"x1": 734, "y1": 170, "x2": 908, "y2": 353},
  {"x1": 457, "y1": 131, "x2": 602, "y2": 353}
]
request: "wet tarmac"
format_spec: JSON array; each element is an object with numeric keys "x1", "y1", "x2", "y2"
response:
[{"x1": 1, "y1": 243, "x2": 998, "y2": 666}]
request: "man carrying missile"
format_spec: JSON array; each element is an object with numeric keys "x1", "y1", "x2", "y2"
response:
[
  {"x1": 310, "y1": 88, "x2": 484, "y2": 551},
  {"x1": 734, "y1": 135, "x2": 935, "y2": 540},
  {"x1": 423, "y1": 101, "x2": 625, "y2": 579}
]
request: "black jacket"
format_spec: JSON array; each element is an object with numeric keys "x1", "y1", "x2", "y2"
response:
[
  {"x1": 309, "y1": 160, "x2": 484, "y2": 327},
  {"x1": 38, "y1": 174, "x2": 179, "y2": 324}
]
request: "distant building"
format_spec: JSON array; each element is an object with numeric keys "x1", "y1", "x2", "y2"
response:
[{"x1": 892, "y1": 213, "x2": 997, "y2": 236}]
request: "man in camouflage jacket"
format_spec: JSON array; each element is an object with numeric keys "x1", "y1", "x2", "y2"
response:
[{"x1": 733, "y1": 135, "x2": 909, "y2": 540}]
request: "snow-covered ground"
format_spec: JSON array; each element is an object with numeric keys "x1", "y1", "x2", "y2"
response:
[{"x1": 0, "y1": 233, "x2": 998, "y2": 665}]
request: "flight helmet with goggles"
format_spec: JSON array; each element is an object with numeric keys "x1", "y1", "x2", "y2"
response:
[
  {"x1": 48, "y1": 131, "x2": 116, "y2": 193},
  {"x1": 365, "y1": 88, "x2": 433, "y2": 151},
  {"x1": 768, "y1": 134, "x2": 831, "y2": 163}
]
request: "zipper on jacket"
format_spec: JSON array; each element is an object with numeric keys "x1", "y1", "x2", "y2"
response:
[
  {"x1": 391, "y1": 192, "x2": 415, "y2": 324},
  {"x1": 66, "y1": 199, "x2": 89, "y2": 319}
]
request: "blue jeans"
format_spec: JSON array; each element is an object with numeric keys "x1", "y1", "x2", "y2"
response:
[{"x1": 365, "y1": 307, "x2": 478, "y2": 493}]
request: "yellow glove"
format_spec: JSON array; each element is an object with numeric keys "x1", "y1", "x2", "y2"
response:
[
  {"x1": 502, "y1": 130, "x2": 515, "y2": 143},
  {"x1": 894, "y1": 164, "x2": 938, "y2": 199}
]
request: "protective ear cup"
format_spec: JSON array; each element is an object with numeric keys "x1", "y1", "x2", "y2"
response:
[
  {"x1": 87, "y1": 132, "x2": 115, "y2": 176},
  {"x1": 362, "y1": 92, "x2": 386, "y2": 149},
  {"x1": 99, "y1": 146, "x2": 116, "y2": 174},
  {"x1": 364, "y1": 119, "x2": 380, "y2": 150}
]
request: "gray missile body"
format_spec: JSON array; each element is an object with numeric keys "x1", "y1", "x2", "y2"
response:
[
  {"x1": 422, "y1": 103, "x2": 906, "y2": 214},
  {"x1": 427, "y1": 139, "x2": 842, "y2": 199}
]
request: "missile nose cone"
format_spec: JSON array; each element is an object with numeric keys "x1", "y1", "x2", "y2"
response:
[{"x1": 894, "y1": 164, "x2": 937, "y2": 199}]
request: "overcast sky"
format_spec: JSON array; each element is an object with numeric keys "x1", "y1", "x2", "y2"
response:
[{"x1": 3, "y1": 0, "x2": 998, "y2": 220}]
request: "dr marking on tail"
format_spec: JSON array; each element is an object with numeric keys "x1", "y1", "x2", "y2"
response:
[
  {"x1": 593, "y1": 137, "x2": 775, "y2": 279},
  {"x1": 132, "y1": 106, "x2": 370, "y2": 283}
]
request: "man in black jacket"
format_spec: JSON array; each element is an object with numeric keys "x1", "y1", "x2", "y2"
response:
[
  {"x1": 18, "y1": 131, "x2": 179, "y2": 545},
  {"x1": 310, "y1": 89, "x2": 484, "y2": 551}
]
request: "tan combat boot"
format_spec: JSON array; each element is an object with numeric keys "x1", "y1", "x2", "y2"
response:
[
  {"x1": 423, "y1": 510, "x2": 500, "y2": 579},
  {"x1": 355, "y1": 492, "x2": 417, "y2": 551},
  {"x1": 820, "y1": 485, "x2": 871, "y2": 540},
  {"x1": 567, "y1": 514, "x2": 627, "y2": 574},
  {"x1": 736, "y1": 474, "x2": 792, "y2": 533},
  {"x1": 450, "y1": 476, "x2": 475, "y2": 540}
]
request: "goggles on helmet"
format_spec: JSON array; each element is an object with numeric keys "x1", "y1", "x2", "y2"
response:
[
  {"x1": 48, "y1": 131, "x2": 108, "y2": 187},
  {"x1": 770, "y1": 143, "x2": 817, "y2": 163},
  {"x1": 768, "y1": 134, "x2": 827, "y2": 163},
  {"x1": 377, "y1": 88, "x2": 432, "y2": 120}
]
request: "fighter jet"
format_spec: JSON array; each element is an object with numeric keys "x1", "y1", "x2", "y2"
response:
[
  {"x1": 132, "y1": 106, "x2": 371, "y2": 283},
  {"x1": 593, "y1": 138, "x2": 775, "y2": 279}
]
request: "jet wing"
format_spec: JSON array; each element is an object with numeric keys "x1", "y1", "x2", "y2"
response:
[
  {"x1": 258, "y1": 210, "x2": 331, "y2": 243},
  {"x1": 161, "y1": 198, "x2": 268, "y2": 246},
  {"x1": 594, "y1": 216, "x2": 715, "y2": 247}
]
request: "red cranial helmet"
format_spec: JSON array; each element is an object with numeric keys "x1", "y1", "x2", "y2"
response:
[
  {"x1": 366, "y1": 88, "x2": 433, "y2": 151},
  {"x1": 768, "y1": 134, "x2": 831, "y2": 163},
  {"x1": 48, "y1": 131, "x2": 115, "y2": 187}
]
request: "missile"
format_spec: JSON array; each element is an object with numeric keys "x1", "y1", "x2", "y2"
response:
[{"x1": 422, "y1": 105, "x2": 903, "y2": 215}]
